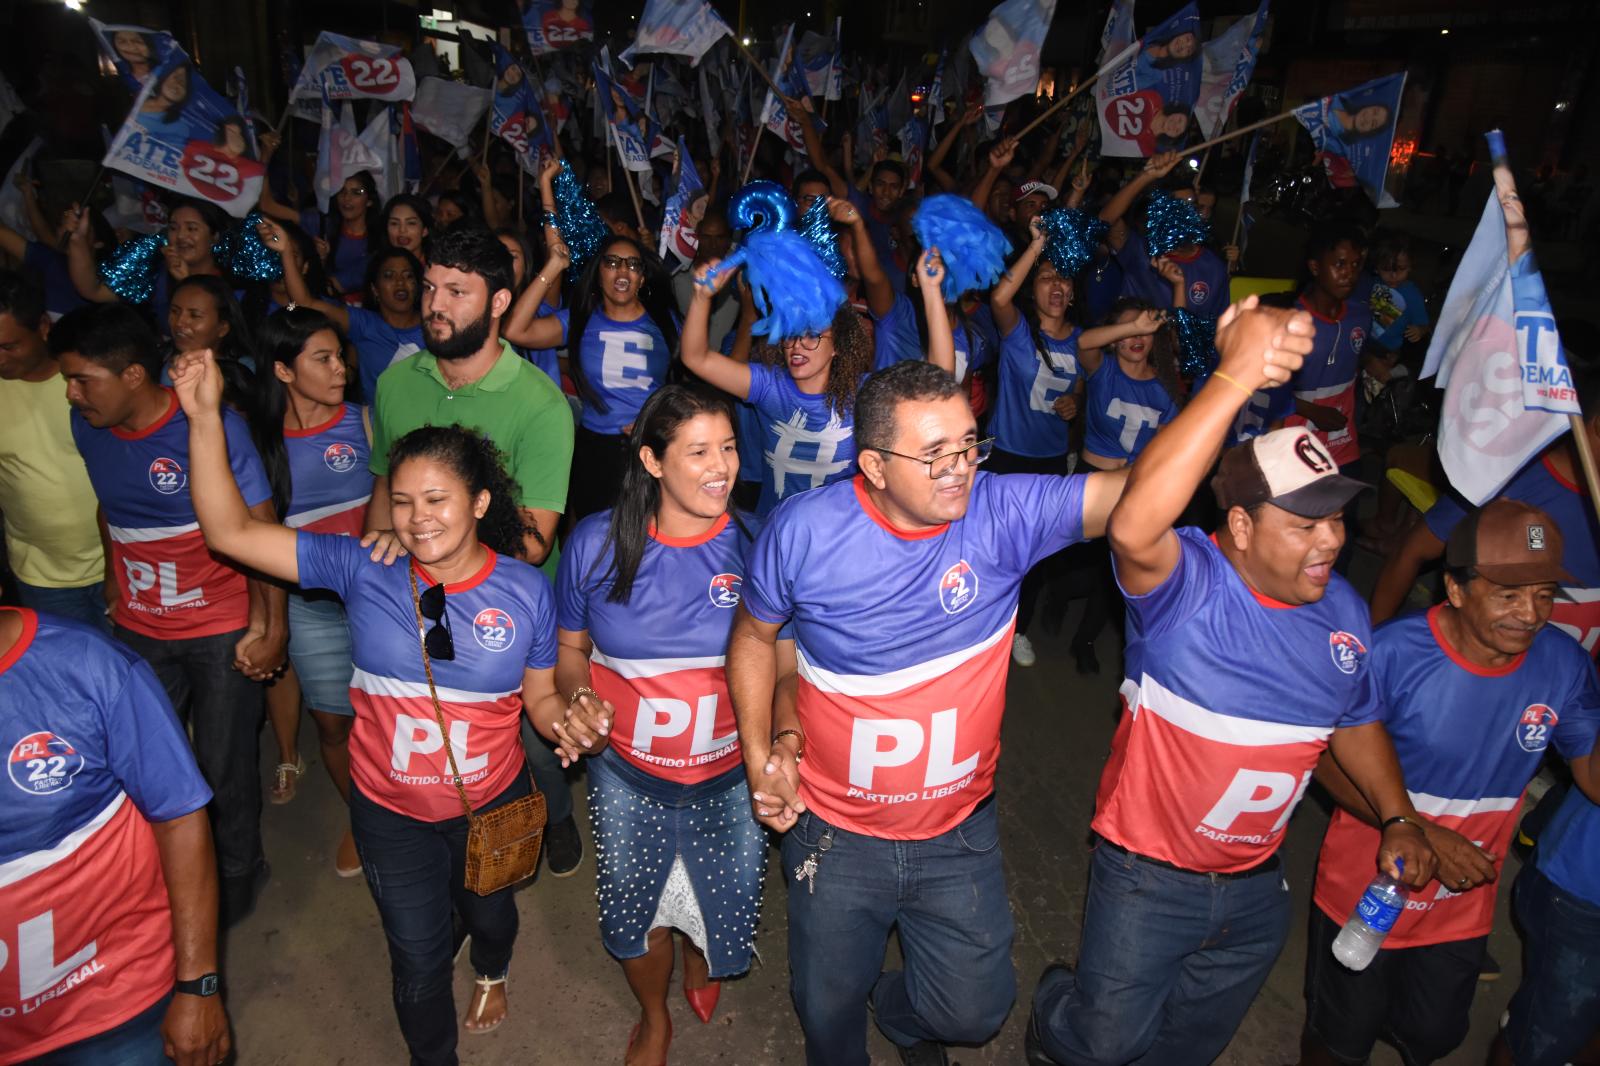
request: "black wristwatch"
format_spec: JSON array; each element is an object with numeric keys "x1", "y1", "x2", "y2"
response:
[{"x1": 175, "y1": 973, "x2": 220, "y2": 997}]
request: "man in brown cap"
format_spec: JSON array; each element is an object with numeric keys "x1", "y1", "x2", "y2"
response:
[{"x1": 1298, "y1": 499, "x2": 1600, "y2": 1066}]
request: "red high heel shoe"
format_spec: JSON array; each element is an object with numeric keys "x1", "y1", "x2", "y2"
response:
[
  {"x1": 626, "y1": 1020, "x2": 671, "y2": 1066},
  {"x1": 684, "y1": 980, "x2": 721, "y2": 1024}
]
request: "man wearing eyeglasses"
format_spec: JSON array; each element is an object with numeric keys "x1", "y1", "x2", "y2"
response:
[{"x1": 727, "y1": 358, "x2": 1128, "y2": 1066}]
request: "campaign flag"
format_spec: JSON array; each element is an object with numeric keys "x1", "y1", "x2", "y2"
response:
[
  {"x1": 1292, "y1": 72, "x2": 1404, "y2": 208},
  {"x1": 827, "y1": 19, "x2": 845, "y2": 102},
  {"x1": 1422, "y1": 136, "x2": 1574, "y2": 504},
  {"x1": 928, "y1": 50, "x2": 948, "y2": 129},
  {"x1": 1237, "y1": 130, "x2": 1261, "y2": 255},
  {"x1": 395, "y1": 104, "x2": 421, "y2": 194},
  {"x1": 1096, "y1": 3, "x2": 1202, "y2": 158},
  {"x1": 1194, "y1": 0, "x2": 1268, "y2": 140},
  {"x1": 797, "y1": 30, "x2": 837, "y2": 98},
  {"x1": 491, "y1": 44, "x2": 553, "y2": 171},
  {"x1": 292, "y1": 32, "x2": 415, "y2": 103},
  {"x1": 660, "y1": 137, "x2": 706, "y2": 266},
  {"x1": 524, "y1": 0, "x2": 595, "y2": 55},
  {"x1": 103, "y1": 56, "x2": 264, "y2": 218},
  {"x1": 410, "y1": 77, "x2": 491, "y2": 153},
  {"x1": 1098, "y1": 0, "x2": 1136, "y2": 67},
  {"x1": 969, "y1": 0, "x2": 1057, "y2": 115},
  {"x1": 315, "y1": 92, "x2": 383, "y2": 213},
  {"x1": 621, "y1": 0, "x2": 731, "y2": 67},
  {"x1": 698, "y1": 64, "x2": 722, "y2": 150},
  {"x1": 610, "y1": 121, "x2": 653, "y2": 173},
  {"x1": 89, "y1": 19, "x2": 182, "y2": 91},
  {"x1": 759, "y1": 27, "x2": 812, "y2": 153},
  {"x1": 0, "y1": 140, "x2": 41, "y2": 241}
]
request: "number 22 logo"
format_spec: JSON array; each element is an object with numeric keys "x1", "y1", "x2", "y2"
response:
[{"x1": 8, "y1": 732, "x2": 85, "y2": 796}]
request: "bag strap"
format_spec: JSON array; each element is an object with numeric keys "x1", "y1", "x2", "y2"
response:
[{"x1": 408, "y1": 567, "x2": 476, "y2": 825}]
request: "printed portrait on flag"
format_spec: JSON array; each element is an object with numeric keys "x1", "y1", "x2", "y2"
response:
[
  {"x1": 969, "y1": 0, "x2": 1055, "y2": 107},
  {"x1": 1096, "y1": 3, "x2": 1203, "y2": 157},
  {"x1": 522, "y1": 0, "x2": 594, "y2": 54},
  {"x1": 1293, "y1": 72, "x2": 1405, "y2": 207},
  {"x1": 105, "y1": 55, "x2": 264, "y2": 217},
  {"x1": 91, "y1": 20, "x2": 182, "y2": 90}
]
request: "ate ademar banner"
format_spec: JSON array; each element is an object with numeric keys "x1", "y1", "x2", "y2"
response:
[
  {"x1": 292, "y1": 33, "x2": 416, "y2": 103},
  {"x1": 102, "y1": 57, "x2": 263, "y2": 218}
]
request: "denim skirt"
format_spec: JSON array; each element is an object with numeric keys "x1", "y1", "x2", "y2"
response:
[{"x1": 286, "y1": 592, "x2": 355, "y2": 716}]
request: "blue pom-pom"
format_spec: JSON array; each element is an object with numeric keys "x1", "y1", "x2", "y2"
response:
[
  {"x1": 1169, "y1": 307, "x2": 1218, "y2": 378},
  {"x1": 912, "y1": 194, "x2": 1012, "y2": 302},
  {"x1": 740, "y1": 228, "x2": 845, "y2": 339},
  {"x1": 216, "y1": 211, "x2": 284, "y2": 282},
  {"x1": 1038, "y1": 208, "x2": 1107, "y2": 278},
  {"x1": 798, "y1": 195, "x2": 845, "y2": 279},
  {"x1": 729, "y1": 181, "x2": 796, "y2": 235},
  {"x1": 552, "y1": 160, "x2": 609, "y2": 281},
  {"x1": 1144, "y1": 190, "x2": 1210, "y2": 258},
  {"x1": 98, "y1": 232, "x2": 167, "y2": 304}
]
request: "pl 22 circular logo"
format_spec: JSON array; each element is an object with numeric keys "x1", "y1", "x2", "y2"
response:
[
  {"x1": 939, "y1": 560, "x2": 979, "y2": 615},
  {"x1": 708, "y1": 573, "x2": 742, "y2": 609},
  {"x1": 1189, "y1": 280, "x2": 1211, "y2": 306},
  {"x1": 1328, "y1": 630, "x2": 1367, "y2": 675},
  {"x1": 323, "y1": 441, "x2": 358, "y2": 473},
  {"x1": 473, "y1": 608, "x2": 516, "y2": 653},
  {"x1": 1516, "y1": 703, "x2": 1558, "y2": 753},
  {"x1": 9, "y1": 732, "x2": 85, "y2": 796},
  {"x1": 148, "y1": 456, "x2": 187, "y2": 495}
]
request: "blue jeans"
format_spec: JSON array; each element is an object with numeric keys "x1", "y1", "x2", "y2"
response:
[
  {"x1": 1030, "y1": 840, "x2": 1292, "y2": 1066},
  {"x1": 15, "y1": 579, "x2": 111, "y2": 635},
  {"x1": 782, "y1": 797, "x2": 1016, "y2": 1066},
  {"x1": 350, "y1": 773, "x2": 530, "y2": 1066},
  {"x1": 27, "y1": 992, "x2": 171, "y2": 1064},
  {"x1": 1503, "y1": 864, "x2": 1600, "y2": 1066}
]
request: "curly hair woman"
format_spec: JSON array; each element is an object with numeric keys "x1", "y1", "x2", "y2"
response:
[{"x1": 170, "y1": 345, "x2": 579, "y2": 1062}]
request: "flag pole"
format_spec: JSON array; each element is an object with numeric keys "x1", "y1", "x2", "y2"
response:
[
  {"x1": 1010, "y1": 40, "x2": 1139, "y2": 141},
  {"x1": 610, "y1": 127, "x2": 649, "y2": 234},
  {"x1": 741, "y1": 122, "x2": 765, "y2": 183},
  {"x1": 731, "y1": 36, "x2": 786, "y2": 101},
  {"x1": 1179, "y1": 108, "x2": 1298, "y2": 159}
]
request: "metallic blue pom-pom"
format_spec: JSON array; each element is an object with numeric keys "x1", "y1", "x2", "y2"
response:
[
  {"x1": 728, "y1": 181, "x2": 796, "y2": 235},
  {"x1": 912, "y1": 195, "x2": 1011, "y2": 302},
  {"x1": 98, "y1": 232, "x2": 167, "y2": 305},
  {"x1": 798, "y1": 195, "x2": 845, "y2": 279},
  {"x1": 1038, "y1": 208, "x2": 1107, "y2": 278},
  {"x1": 1169, "y1": 307, "x2": 1218, "y2": 378},
  {"x1": 552, "y1": 160, "x2": 609, "y2": 280},
  {"x1": 1144, "y1": 190, "x2": 1211, "y2": 258},
  {"x1": 217, "y1": 211, "x2": 283, "y2": 282}
]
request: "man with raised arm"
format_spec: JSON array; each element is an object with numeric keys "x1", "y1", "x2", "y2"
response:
[{"x1": 1025, "y1": 297, "x2": 1437, "y2": 1066}]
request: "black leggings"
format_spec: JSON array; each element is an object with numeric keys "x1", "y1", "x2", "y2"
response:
[
  {"x1": 985, "y1": 447, "x2": 1072, "y2": 636},
  {"x1": 568, "y1": 426, "x2": 631, "y2": 522}
]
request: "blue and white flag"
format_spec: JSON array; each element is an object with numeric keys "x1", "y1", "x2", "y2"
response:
[
  {"x1": 660, "y1": 138, "x2": 706, "y2": 265},
  {"x1": 1194, "y1": 0, "x2": 1268, "y2": 140},
  {"x1": 1097, "y1": 0, "x2": 1136, "y2": 68},
  {"x1": 1096, "y1": 3, "x2": 1201, "y2": 157},
  {"x1": 759, "y1": 27, "x2": 813, "y2": 153},
  {"x1": 698, "y1": 64, "x2": 722, "y2": 151},
  {"x1": 315, "y1": 91, "x2": 383, "y2": 213},
  {"x1": 523, "y1": 1, "x2": 595, "y2": 55},
  {"x1": 410, "y1": 77, "x2": 490, "y2": 154},
  {"x1": 827, "y1": 19, "x2": 844, "y2": 102},
  {"x1": 1292, "y1": 72, "x2": 1405, "y2": 208},
  {"x1": 1423, "y1": 131, "x2": 1575, "y2": 504},
  {"x1": 1237, "y1": 130, "x2": 1260, "y2": 255},
  {"x1": 797, "y1": 30, "x2": 836, "y2": 98},
  {"x1": 621, "y1": 0, "x2": 730, "y2": 67},
  {"x1": 89, "y1": 19, "x2": 183, "y2": 91},
  {"x1": 292, "y1": 32, "x2": 416, "y2": 103},
  {"x1": 970, "y1": 0, "x2": 1057, "y2": 117},
  {"x1": 491, "y1": 44, "x2": 552, "y2": 172}
]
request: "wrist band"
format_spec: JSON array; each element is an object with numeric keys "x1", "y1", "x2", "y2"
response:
[
  {"x1": 1210, "y1": 370, "x2": 1254, "y2": 397},
  {"x1": 568, "y1": 686, "x2": 599, "y2": 707},
  {"x1": 1381, "y1": 815, "x2": 1419, "y2": 832},
  {"x1": 771, "y1": 728, "x2": 805, "y2": 762}
]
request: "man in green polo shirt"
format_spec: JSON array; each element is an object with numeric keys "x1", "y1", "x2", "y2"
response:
[
  {"x1": 367, "y1": 225, "x2": 584, "y2": 877},
  {"x1": 368, "y1": 226, "x2": 572, "y2": 567}
]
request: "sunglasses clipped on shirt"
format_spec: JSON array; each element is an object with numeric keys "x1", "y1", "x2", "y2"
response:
[
  {"x1": 600, "y1": 253, "x2": 645, "y2": 274},
  {"x1": 417, "y1": 580, "x2": 456, "y2": 661}
]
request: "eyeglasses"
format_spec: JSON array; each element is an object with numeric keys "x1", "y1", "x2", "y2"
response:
[
  {"x1": 785, "y1": 330, "x2": 833, "y2": 352},
  {"x1": 600, "y1": 254, "x2": 644, "y2": 274},
  {"x1": 875, "y1": 437, "x2": 994, "y2": 479},
  {"x1": 417, "y1": 580, "x2": 456, "y2": 661}
]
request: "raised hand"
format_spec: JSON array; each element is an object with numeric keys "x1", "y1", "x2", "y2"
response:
[
  {"x1": 1153, "y1": 257, "x2": 1184, "y2": 285},
  {"x1": 1131, "y1": 307, "x2": 1167, "y2": 335},
  {"x1": 1143, "y1": 150, "x2": 1182, "y2": 179},
  {"x1": 919, "y1": 247, "x2": 947, "y2": 292},
  {"x1": 1213, "y1": 295, "x2": 1315, "y2": 391},
  {"x1": 988, "y1": 136, "x2": 1019, "y2": 171},
  {"x1": 169, "y1": 348, "x2": 224, "y2": 418},
  {"x1": 693, "y1": 256, "x2": 738, "y2": 295},
  {"x1": 826, "y1": 195, "x2": 860, "y2": 225}
]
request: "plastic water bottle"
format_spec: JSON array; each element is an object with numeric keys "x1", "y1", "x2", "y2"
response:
[{"x1": 1332, "y1": 860, "x2": 1409, "y2": 971}]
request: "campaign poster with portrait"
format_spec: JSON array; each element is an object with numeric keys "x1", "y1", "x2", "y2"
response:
[
  {"x1": 90, "y1": 19, "x2": 183, "y2": 91},
  {"x1": 1096, "y1": 3, "x2": 1203, "y2": 158},
  {"x1": 103, "y1": 56, "x2": 264, "y2": 218},
  {"x1": 523, "y1": 0, "x2": 595, "y2": 55},
  {"x1": 292, "y1": 32, "x2": 416, "y2": 103},
  {"x1": 491, "y1": 45, "x2": 552, "y2": 172},
  {"x1": 1292, "y1": 72, "x2": 1406, "y2": 207}
]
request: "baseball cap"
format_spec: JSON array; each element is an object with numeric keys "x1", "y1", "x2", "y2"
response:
[
  {"x1": 1211, "y1": 428, "x2": 1370, "y2": 518},
  {"x1": 1014, "y1": 181, "x2": 1058, "y2": 203},
  {"x1": 1444, "y1": 498, "x2": 1576, "y2": 586}
]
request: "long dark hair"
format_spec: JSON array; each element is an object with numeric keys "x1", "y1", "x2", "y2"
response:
[
  {"x1": 169, "y1": 275, "x2": 256, "y2": 409},
  {"x1": 386, "y1": 425, "x2": 532, "y2": 560},
  {"x1": 362, "y1": 246, "x2": 423, "y2": 314},
  {"x1": 596, "y1": 385, "x2": 747, "y2": 604},
  {"x1": 248, "y1": 306, "x2": 351, "y2": 517},
  {"x1": 749, "y1": 303, "x2": 872, "y2": 417},
  {"x1": 381, "y1": 194, "x2": 434, "y2": 251},
  {"x1": 1104, "y1": 296, "x2": 1183, "y2": 407},
  {"x1": 566, "y1": 233, "x2": 680, "y2": 415},
  {"x1": 325, "y1": 170, "x2": 383, "y2": 277},
  {"x1": 243, "y1": 219, "x2": 327, "y2": 323},
  {"x1": 1016, "y1": 258, "x2": 1083, "y2": 376}
]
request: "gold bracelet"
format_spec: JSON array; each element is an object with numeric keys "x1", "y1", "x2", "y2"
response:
[
  {"x1": 771, "y1": 728, "x2": 806, "y2": 762},
  {"x1": 568, "y1": 686, "x2": 599, "y2": 707},
  {"x1": 1210, "y1": 370, "x2": 1254, "y2": 397}
]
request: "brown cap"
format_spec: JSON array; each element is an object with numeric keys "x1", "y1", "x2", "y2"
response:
[
  {"x1": 1211, "y1": 428, "x2": 1370, "y2": 518},
  {"x1": 1444, "y1": 498, "x2": 1576, "y2": 586}
]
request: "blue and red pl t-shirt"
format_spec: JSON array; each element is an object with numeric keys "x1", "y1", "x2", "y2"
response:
[
  {"x1": 0, "y1": 609, "x2": 212, "y2": 1063},
  {"x1": 558, "y1": 510, "x2": 759, "y2": 784},
  {"x1": 1283, "y1": 296, "x2": 1372, "y2": 468},
  {"x1": 284, "y1": 403, "x2": 372, "y2": 537},
  {"x1": 1314, "y1": 606, "x2": 1600, "y2": 947},
  {"x1": 744, "y1": 471, "x2": 1088, "y2": 838},
  {"x1": 1097, "y1": 529, "x2": 1381, "y2": 873},
  {"x1": 72, "y1": 390, "x2": 272, "y2": 639}
]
